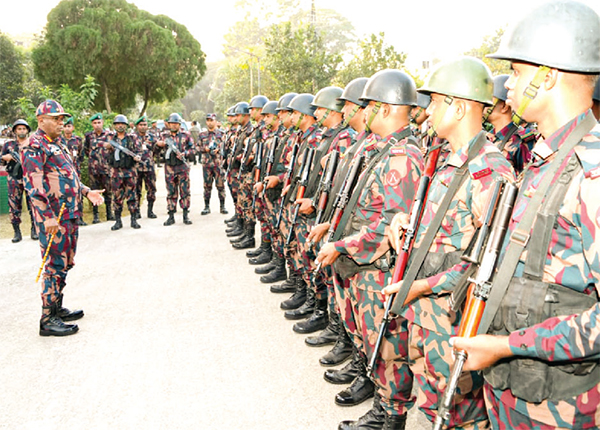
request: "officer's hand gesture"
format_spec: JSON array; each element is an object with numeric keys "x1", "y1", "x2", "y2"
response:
[{"x1": 87, "y1": 189, "x2": 105, "y2": 206}]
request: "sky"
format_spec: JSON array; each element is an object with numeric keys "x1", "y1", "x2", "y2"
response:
[{"x1": 2, "y1": 0, "x2": 600, "y2": 65}]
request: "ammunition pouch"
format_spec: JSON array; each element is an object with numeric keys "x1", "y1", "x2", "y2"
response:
[
  {"x1": 484, "y1": 277, "x2": 600, "y2": 403},
  {"x1": 165, "y1": 151, "x2": 184, "y2": 167},
  {"x1": 416, "y1": 249, "x2": 464, "y2": 283},
  {"x1": 110, "y1": 152, "x2": 134, "y2": 169},
  {"x1": 6, "y1": 159, "x2": 23, "y2": 180}
]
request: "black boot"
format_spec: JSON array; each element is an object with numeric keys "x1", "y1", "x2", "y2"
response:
[
  {"x1": 324, "y1": 346, "x2": 362, "y2": 385},
  {"x1": 130, "y1": 213, "x2": 141, "y2": 229},
  {"x1": 382, "y1": 414, "x2": 406, "y2": 430},
  {"x1": 220, "y1": 201, "x2": 228, "y2": 214},
  {"x1": 259, "y1": 255, "x2": 287, "y2": 283},
  {"x1": 226, "y1": 219, "x2": 244, "y2": 237},
  {"x1": 30, "y1": 223, "x2": 39, "y2": 240},
  {"x1": 338, "y1": 393, "x2": 384, "y2": 429},
  {"x1": 305, "y1": 311, "x2": 341, "y2": 347},
  {"x1": 147, "y1": 201, "x2": 157, "y2": 219},
  {"x1": 335, "y1": 374, "x2": 376, "y2": 407},
  {"x1": 293, "y1": 298, "x2": 329, "y2": 334},
  {"x1": 232, "y1": 224, "x2": 255, "y2": 249},
  {"x1": 56, "y1": 294, "x2": 84, "y2": 322},
  {"x1": 271, "y1": 270, "x2": 300, "y2": 294},
  {"x1": 106, "y1": 203, "x2": 115, "y2": 221},
  {"x1": 164, "y1": 211, "x2": 175, "y2": 226},
  {"x1": 248, "y1": 245, "x2": 272, "y2": 265},
  {"x1": 11, "y1": 223, "x2": 22, "y2": 243},
  {"x1": 77, "y1": 217, "x2": 87, "y2": 226},
  {"x1": 201, "y1": 199, "x2": 210, "y2": 215},
  {"x1": 183, "y1": 209, "x2": 192, "y2": 225},
  {"x1": 134, "y1": 210, "x2": 141, "y2": 219},
  {"x1": 92, "y1": 206, "x2": 100, "y2": 224},
  {"x1": 284, "y1": 287, "x2": 315, "y2": 320},
  {"x1": 39, "y1": 304, "x2": 79, "y2": 337},
  {"x1": 224, "y1": 213, "x2": 237, "y2": 224},
  {"x1": 230, "y1": 226, "x2": 249, "y2": 244},
  {"x1": 255, "y1": 257, "x2": 277, "y2": 274},
  {"x1": 280, "y1": 278, "x2": 307, "y2": 310},
  {"x1": 246, "y1": 238, "x2": 270, "y2": 258},
  {"x1": 111, "y1": 211, "x2": 123, "y2": 231},
  {"x1": 319, "y1": 328, "x2": 353, "y2": 366}
]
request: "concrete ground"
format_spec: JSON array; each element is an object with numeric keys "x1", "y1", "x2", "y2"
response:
[{"x1": 0, "y1": 165, "x2": 429, "y2": 430}]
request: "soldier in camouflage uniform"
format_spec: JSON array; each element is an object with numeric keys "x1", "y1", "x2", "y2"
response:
[
  {"x1": 21, "y1": 100, "x2": 104, "y2": 337},
  {"x1": 223, "y1": 106, "x2": 240, "y2": 225},
  {"x1": 199, "y1": 113, "x2": 227, "y2": 215},
  {"x1": 104, "y1": 115, "x2": 142, "y2": 231},
  {"x1": 61, "y1": 117, "x2": 86, "y2": 226},
  {"x1": 133, "y1": 115, "x2": 158, "y2": 219},
  {"x1": 157, "y1": 113, "x2": 195, "y2": 226},
  {"x1": 452, "y1": 3, "x2": 600, "y2": 429},
  {"x1": 84, "y1": 113, "x2": 114, "y2": 223},
  {"x1": 1, "y1": 119, "x2": 37, "y2": 242},
  {"x1": 316, "y1": 70, "x2": 424, "y2": 430}
]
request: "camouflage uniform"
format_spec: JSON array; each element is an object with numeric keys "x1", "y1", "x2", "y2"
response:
[
  {"x1": 84, "y1": 130, "x2": 113, "y2": 213},
  {"x1": 198, "y1": 128, "x2": 226, "y2": 205},
  {"x1": 490, "y1": 123, "x2": 539, "y2": 174},
  {"x1": 0, "y1": 139, "x2": 35, "y2": 226},
  {"x1": 162, "y1": 130, "x2": 195, "y2": 212},
  {"x1": 135, "y1": 131, "x2": 157, "y2": 205},
  {"x1": 108, "y1": 133, "x2": 141, "y2": 215},
  {"x1": 61, "y1": 134, "x2": 85, "y2": 217},
  {"x1": 332, "y1": 127, "x2": 424, "y2": 417},
  {"x1": 238, "y1": 122, "x2": 264, "y2": 226},
  {"x1": 223, "y1": 124, "x2": 240, "y2": 207},
  {"x1": 484, "y1": 112, "x2": 600, "y2": 429}
]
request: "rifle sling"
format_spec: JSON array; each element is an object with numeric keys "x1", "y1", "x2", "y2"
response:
[
  {"x1": 478, "y1": 113, "x2": 596, "y2": 334},
  {"x1": 497, "y1": 123, "x2": 519, "y2": 153},
  {"x1": 390, "y1": 131, "x2": 488, "y2": 316}
]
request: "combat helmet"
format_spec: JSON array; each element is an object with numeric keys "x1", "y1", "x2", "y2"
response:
[
  {"x1": 261, "y1": 101, "x2": 279, "y2": 116},
  {"x1": 338, "y1": 78, "x2": 369, "y2": 108},
  {"x1": 276, "y1": 93, "x2": 298, "y2": 112},
  {"x1": 12, "y1": 119, "x2": 31, "y2": 133},
  {"x1": 360, "y1": 69, "x2": 417, "y2": 106},
  {"x1": 113, "y1": 114, "x2": 128, "y2": 124},
  {"x1": 167, "y1": 113, "x2": 182, "y2": 124},
  {"x1": 311, "y1": 86, "x2": 344, "y2": 113},
  {"x1": 250, "y1": 95, "x2": 269, "y2": 109},
  {"x1": 235, "y1": 102, "x2": 250, "y2": 115},
  {"x1": 288, "y1": 94, "x2": 316, "y2": 118}
]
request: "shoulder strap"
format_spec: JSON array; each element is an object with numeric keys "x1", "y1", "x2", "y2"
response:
[
  {"x1": 478, "y1": 113, "x2": 597, "y2": 334},
  {"x1": 390, "y1": 131, "x2": 488, "y2": 315},
  {"x1": 497, "y1": 123, "x2": 519, "y2": 152}
]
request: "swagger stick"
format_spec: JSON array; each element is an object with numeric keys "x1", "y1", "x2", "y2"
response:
[{"x1": 36, "y1": 202, "x2": 66, "y2": 283}]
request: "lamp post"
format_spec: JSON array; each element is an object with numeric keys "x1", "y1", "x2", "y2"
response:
[{"x1": 228, "y1": 47, "x2": 262, "y2": 96}]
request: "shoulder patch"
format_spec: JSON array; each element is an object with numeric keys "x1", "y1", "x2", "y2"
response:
[
  {"x1": 386, "y1": 169, "x2": 402, "y2": 187},
  {"x1": 471, "y1": 167, "x2": 492, "y2": 180},
  {"x1": 390, "y1": 147, "x2": 406, "y2": 156}
]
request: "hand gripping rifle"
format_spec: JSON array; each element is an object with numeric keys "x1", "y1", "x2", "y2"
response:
[
  {"x1": 275, "y1": 143, "x2": 300, "y2": 229},
  {"x1": 238, "y1": 138, "x2": 255, "y2": 179},
  {"x1": 432, "y1": 179, "x2": 517, "y2": 430},
  {"x1": 165, "y1": 137, "x2": 190, "y2": 168},
  {"x1": 252, "y1": 139, "x2": 265, "y2": 210},
  {"x1": 366, "y1": 144, "x2": 442, "y2": 378},
  {"x1": 261, "y1": 136, "x2": 279, "y2": 196},
  {"x1": 107, "y1": 139, "x2": 147, "y2": 167},
  {"x1": 285, "y1": 147, "x2": 316, "y2": 246},
  {"x1": 315, "y1": 153, "x2": 366, "y2": 271}
]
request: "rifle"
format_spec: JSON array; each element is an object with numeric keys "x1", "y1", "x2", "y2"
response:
[
  {"x1": 107, "y1": 139, "x2": 147, "y2": 167},
  {"x1": 252, "y1": 139, "x2": 265, "y2": 209},
  {"x1": 313, "y1": 150, "x2": 340, "y2": 227},
  {"x1": 432, "y1": 179, "x2": 517, "y2": 430},
  {"x1": 275, "y1": 142, "x2": 300, "y2": 229},
  {"x1": 226, "y1": 140, "x2": 238, "y2": 177},
  {"x1": 366, "y1": 143, "x2": 442, "y2": 378},
  {"x1": 286, "y1": 147, "x2": 316, "y2": 246},
  {"x1": 238, "y1": 138, "x2": 254, "y2": 179},
  {"x1": 261, "y1": 136, "x2": 279, "y2": 196},
  {"x1": 315, "y1": 153, "x2": 366, "y2": 271},
  {"x1": 165, "y1": 137, "x2": 190, "y2": 168}
]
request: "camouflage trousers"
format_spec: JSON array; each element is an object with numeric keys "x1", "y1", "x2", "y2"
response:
[
  {"x1": 279, "y1": 202, "x2": 303, "y2": 275},
  {"x1": 484, "y1": 381, "x2": 600, "y2": 429},
  {"x1": 111, "y1": 172, "x2": 139, "y2": 214},
  {"x1": 408, "y1": 322, "x2": 488, "y2": 429},
  {"x1": 346, "y1": 269, "x2": 416, "y2": 416},
  {"x1": 253, "y1": 192, "x2": 271, "y2": 241},
  {"x1": 165, "y1": 169, "x2": 190, "y2": 212},
  {"x1": 7, "y1": 177, "x2": 34, "y2": 225},
  {"x1": 37, "y1": 218, "x2": 79, "y2": 314},
  {"x1": 89, "y1": 170, "x2": 113, "y2": 212},
  {"x1": 237, "y1": 171, "x2": 255, "y2": 225},
  {"x1": 262, "y1": 192, "x2": 284, "y2": 257},
  {"x1": 202, "y1": 163, "x2": 226, "y2": 204},
  {"x1": 136, "y1": 168, "x2": 157, "y2": 203},
  {"x1": 227, "y1": 168, "x2": 240, "y2": 216}
]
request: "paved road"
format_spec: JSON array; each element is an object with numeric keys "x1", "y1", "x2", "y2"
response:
[{"x1": 0, "y1": 165, "x2": 429, "y2": 429}]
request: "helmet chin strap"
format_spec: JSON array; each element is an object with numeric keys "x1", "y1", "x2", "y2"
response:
[
  {"x1": 427, "y1": 96, "x2": 454, "y2": 138},
  {"x1": 317, "y1": 109, "x2": 330, "y2": 127},
  {"x1": 341, "y1": 104, "x2": 360, "y2": 128},
  {"x1": 295, "y1": 113, "x2": 305, "y2": 129},
  {"x1": 482, "y1": 97, "x2": 498, "y2": 123},
  {"x1": 511, "y1": 65, "x2": 550, "y2": 125},
  {"x1": 364, "y1": 102, "x2": 382, "y2": 133}
]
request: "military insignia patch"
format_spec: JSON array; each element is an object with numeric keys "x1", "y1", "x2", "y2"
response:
[
  {"x1": 386, "y1": 169, "x2": 401, "y2": 187},
  {"x1": 390, "y1": 147, "x2": 406, "y2": 156},
  {"x1": 472, "y1": 167, "x2": 492, "y2": 179},
  {"x1": 588, "y1": 166, "x2": 600, "y2": 180}
]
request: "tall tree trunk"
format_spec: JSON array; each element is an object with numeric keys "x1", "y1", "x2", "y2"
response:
[
  {"x1": 103, "y1": 80, "x2": 112, "y2": 114},
  {"x1": 140, "y1": 86, "x2": 149, "y2": 117}
]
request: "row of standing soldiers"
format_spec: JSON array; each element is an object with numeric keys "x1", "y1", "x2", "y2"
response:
[{"x1": 217, "y1": 2, "x2": 600, "y2": 429}]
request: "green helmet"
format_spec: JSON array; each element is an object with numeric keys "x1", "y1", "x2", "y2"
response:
[
  {"x1": 276, "y1": 93, "x2": 298, "y2": 112},
  {"x1": 114, "y1": 114, "x2": 128, "y2": 125},
  {"x1": 261, "y1": 101, "x2": 279, "y2": 115},
  {"x1": 250, "y1": 95, "x2": 269, "y2": 109},
  {"x1": 360, "y1": 69, "x2": 417, "y2": 106},
  {"x1": 167, "y1": 113, "x2": 182, "y2": 124},
  {"x1": 12, "y1": 119, "x2": 31, "y2": 133},
  {"x1": 487, "y1": 1, "x2": 600, "y2": 73},
  {"x1": 418, "y1": 57, "x2": 493, "y2": 105},
  {"x1": 311, "y1": 86, "x2": 344, "y2": 113},
  {"x1": 226, "y1": 106, "x2": 236, "y2": 117},
  {"x1": 492, "y1": 75, "x2": 510, "y2": 102},
  {"x1": 338, "y1": 78, "x2": 369, "y2": 108},
  {"x1": 288, "y1": 94, "x2": 316, "y2": 118},
  {"x1": 234, "y1": 102, "x2": 250, "y2": 115}
]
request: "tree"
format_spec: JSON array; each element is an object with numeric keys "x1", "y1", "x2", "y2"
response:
[
  {"x1": 0, "y1": 33, "x2": 25, "y2": 124},
  {"x1": 334, "y1": 32, "x2": 407, "y2": 86},
  {"x1": 464, "y1": 27, "x2": 511, "y2": 76},
  {"x1": 32, "y1": 0, "x2": 206, "y2": 115}
]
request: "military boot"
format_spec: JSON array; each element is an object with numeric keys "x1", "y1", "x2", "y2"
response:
[
  {"x1": 224, "y1": 213, "x2": 237, "y2": 224},
  {"x1": 111, "y1": 211, "x2": 123, "y2": 231},
  {"x1": 335, "y1": 375, "x2": 375, "y2": 407},
  {"x1": 130, "y1": 213, "x2": 141, "y2": 229},
  {"x1": 271, "y1": 271, "x2": 300, "y2": 294},
  {"x1": 226, "y1": 219, "x2": 244, "y2": 237},
  {"x1": 39, "y1": 304, "x2": 79, "y2": 337},
  {"x1": 255, "y1": 257, "x2": 277, "y2": 274},
  {"x1": 381, "y1": 414, "x2": 406, "y2": 430},
  {"x1": 319, "y1": 326, "x2": 353, "y2": 366},
  {"x1": 220, "y1": 200, "x2": 228, "y2": 214},
  {"x1": 293, "y1": 297, "x2": 329, "y2": 334},
  {"x1": 284, "y1": 287, "x2": 315, "y2": 320},
  {"x1": 248, "y1": 244, "x2": 272, "y2": 265},
  {"x1": 201, "y1": 199, "x2": 210, "y2": 215},
  {"x1": 232, "y1": 223, "x2": 255, "y2": 249},
  {"x1": 280, "y1": 277, "x2": 307, "y2": 310},
  {"x1": 305, "y1": 311, "x2": 341, "y2": 347},
  {"x1": 246, "y1": 238, "x2": 270, "y2": 258},
  {"x1": 77, "y1": 217, "x2": 87, "y2": 226},
  {"x1": 259, "y1": 255, "x2": 287, "y2": 283},
  {"x1": 30, "y1": 223, "x2": 39, "y2": 240},
  {"x1": 230, "y1": 226, "x2": 249, "y2": 244},
  {"x1": 92, "y1": 206, "x2": 101, "y2": 224},
  {"x1": 183, "y1": 209, "x2": 192, "y2": 225},
  {"x1": 324, "y1": 346, "x2": 362, "y2": 385},
  {"x1": 56, "y1": 294, "x2": 84, "y2": 322},
  {"x1": 164, "y1": 211, "x2": 175, "y2": 226},
  {"x1": 11, "y1": 223, "x2": 22, "y2": 243},
  {"x1": 338, "y1": 393, "x2": 384, "y2": 429},
  {"x1": 147, "y1": 201, "x2": 157, "y2": 219}
]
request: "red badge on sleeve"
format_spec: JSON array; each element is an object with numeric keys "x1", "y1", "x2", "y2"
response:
[
  {"x1": 390, "y1": 147, "x2": 406, "y2": 156},
  {"x1": 472, "y1": 167, "x2": 492, "y2": 179},
  {"x1": 386, "y1": 169, "x2": 401, "y2": 187},
  {"x1": 588, "y1": 166, "x2": 600, "y2": 180}
]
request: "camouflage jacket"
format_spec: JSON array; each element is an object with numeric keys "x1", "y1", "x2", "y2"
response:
[
  {"x1": 198, "y1": 128, "x2": 224, "y2": 166},
  {"x1": 134, "y1": 131, "x2": 156, "y2": 172},
  {"x1": 60, "y1": 134, "x2": 84, "y2": 173},
  {"x1": 161, "y1": 130, "x2": 195, "y2": 174},
  {"x1": 84, "y1": 130, "x2": 112, "y2": 175}
]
